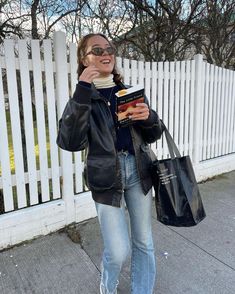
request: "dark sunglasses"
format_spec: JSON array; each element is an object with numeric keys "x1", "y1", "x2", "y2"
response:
[{"x1": 85, "y1": 46, "x2": 116, "y2": 56}]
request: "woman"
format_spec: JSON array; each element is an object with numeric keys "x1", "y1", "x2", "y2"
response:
[{"x1": 57, "y1": 33, "x2": 163, "y2": 294}]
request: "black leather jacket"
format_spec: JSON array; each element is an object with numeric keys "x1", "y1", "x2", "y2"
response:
[{"x1": 57, "y1": 82, "x2": 163, "y2": 207}]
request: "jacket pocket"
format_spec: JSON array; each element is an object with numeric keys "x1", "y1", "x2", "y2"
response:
[{"x1": 86, "y1": 156, "x2": 116, "y2": 191}]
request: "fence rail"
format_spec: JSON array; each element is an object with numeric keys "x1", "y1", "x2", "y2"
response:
[{"x1": 0, "y1": 31, "x2": 235, "y2": 249}]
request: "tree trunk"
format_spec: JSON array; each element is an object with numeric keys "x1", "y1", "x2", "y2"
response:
[{"x1": 31, "y1": 0, "x2": 40, "y2": 39}]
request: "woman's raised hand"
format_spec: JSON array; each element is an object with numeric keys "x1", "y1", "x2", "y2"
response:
[{"x1": 79, "y1": 65, "x2": 100, "y2": 83}]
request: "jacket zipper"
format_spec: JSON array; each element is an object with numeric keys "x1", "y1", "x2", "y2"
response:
[
  {"x1": 102, "y1": 96, "x2": 124, "y2": 193},
  {"x1": 101, "y1": 96, "x2": 117, "y2": 146}
]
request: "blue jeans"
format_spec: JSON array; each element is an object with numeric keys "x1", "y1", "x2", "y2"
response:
[{"x1": 95, "y1": 152, "x2": 156, "y2": 294}]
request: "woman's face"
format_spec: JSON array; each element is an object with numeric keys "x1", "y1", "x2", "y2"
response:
[{"x1": 82, "y1": 35, "x2": 115, "y2": 77}]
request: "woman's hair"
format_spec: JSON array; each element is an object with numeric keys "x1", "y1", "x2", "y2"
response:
[{"x1": 77, "y1": 33, "x2": 122, "y2": 84}]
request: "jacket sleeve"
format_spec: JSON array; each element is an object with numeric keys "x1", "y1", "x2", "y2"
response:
[
  {"x1": 135, "y1": 95, "x2": 164, "y2": 143},
  {"x1": 56, "y1": 83, "x2": 92, "y2": 152}
]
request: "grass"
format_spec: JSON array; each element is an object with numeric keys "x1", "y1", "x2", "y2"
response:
[{"x1": 0, "y1": 110, "x2": 51, "y2": 176}]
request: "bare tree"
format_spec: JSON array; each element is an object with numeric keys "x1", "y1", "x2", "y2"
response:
[
  {"x1": 77, "y1": 0, "x2": 135, "y2": 37},
  {"x1": 0, "y1": 0, "x2": 30, "y2": 43},
  {"x1": 0, "y1": 0, "x2": 87, "y2": 41},
  {"x1": 111, "y1": 0, "x2": 204, "y2": 61},
  {"x1": 25, "y1": 0, "x2": 87, "y2": 39},
  {"x1": 190, "y1": 0, "x2": 235, "y2": 69}
]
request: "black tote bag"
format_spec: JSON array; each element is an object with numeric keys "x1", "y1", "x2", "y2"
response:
[{"x1": 152, "y1": 125, "x2": 206, "y2": 227}]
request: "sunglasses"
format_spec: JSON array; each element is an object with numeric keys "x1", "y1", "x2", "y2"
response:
[{"x1": 85, "y1": 46, "x2": 116, "y2": 56}]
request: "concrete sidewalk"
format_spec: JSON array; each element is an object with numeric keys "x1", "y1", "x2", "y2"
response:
[{"x1": 0, "y1": 171, "x2": 235, "y2": 294}]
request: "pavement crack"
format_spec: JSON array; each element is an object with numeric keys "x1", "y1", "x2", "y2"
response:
[
  {"x1": 168, "y1": 227, "x2": 235, "y2": 272},
  {"x1": 82, "y1": 248, "x2": 101, "y2": 274}
]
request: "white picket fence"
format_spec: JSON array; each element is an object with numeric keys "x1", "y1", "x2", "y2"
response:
[{"x1": 0, "y1": 31, "x2": 235, "y2": 249}]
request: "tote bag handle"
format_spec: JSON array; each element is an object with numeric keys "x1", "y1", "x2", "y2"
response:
[{"x1": 161, "y1": 120, "x2": 181, "y2": 159}]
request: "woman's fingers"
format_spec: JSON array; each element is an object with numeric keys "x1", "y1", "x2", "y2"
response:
[{"x1": 130, "y1": 103, "x2": 150, "y2": 121}]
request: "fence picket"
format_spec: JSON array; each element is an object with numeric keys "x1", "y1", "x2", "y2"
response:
[
  {"x1": 208, "y1": 64, "x2": 214, "y2": 158},
  {"x1": 184, "y1": 61, "x2": 190, "y2": 155},
  {"x1": 211, "y1": 66, "x2": 218, "y2": 158},
  {"x1": 145, "y1": 62, "x2": 151, "y2": 101},
  {"x1": 151, "y1": 62, "x2": 157, "y2": 111},
  {"x1": 169, "y1": 62, "x2": 174, "y2": 139},
  {"x1": 163, "y1": 62, "x2": 169, "y2": 158},
  {"x1": 138, "y1": 61, "x2": 144, "y2": 88},
  {"x1": 43, "y1": 40, "x2": 61, "y2": 199},
  {"x1": 193, "y1": 55, "x2": 204, "y2": 164},
  {"x1": 199, "y1": 62, "x2": 206, "y2": 161},
  {"x1": 157, "y1": 62, "x2": 163, "y2": 159},
  {"x1": 202, "y1": 63, "x2": 209, "y2": 160},
  {"x1": 18, "y1": 40, "x2": 38, "y2": 205},
  {"x1": 0, "y1": 64, "x2": 14, "y2": 211},
  {"x1": 219, "y1": 68, "x2": 226, "y2": 156},
  {"x1": 123, "y1": 58, "x2": 130, "y2": 85},
  {"x1": 174, "y1": 61, "x2": 180, "y2": 151},
  {"x1": 31, "y1": 40, "x2": 50, "y2": 202},
  {"x1": 4, "y1": 40, "x2": 27, "y2": 208},
  {"x1": 151, "y1": 62, "x2": 157, "y2": 154},
  {"x1": 215, "y1": 67, "x2": 222, "y2": 157},
  {"x1": 130, "y1": 60, "x2": 137, "y2": 86},
  {"x1": 189, "y1": 60, "x2": 195, "y2": 159},
  {"x1": 230, "y1": 73, "x2": 235, "y2": 153},
  {"x1": 223, "y1": 69, "x2": 229, "y2": 155},
  {"x1": 179, "y1": 61, "x2": 185, "y2": 155},
  {"x1": 225, "y1": 70, "x2": 232, "y2": 154},
  {"x1": 116, "y1": 57, "x2": 122, "y2": 78}
]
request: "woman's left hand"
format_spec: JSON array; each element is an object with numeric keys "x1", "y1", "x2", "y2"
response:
[{"x1": 129, "y1": 103, "x2": 150, "y2": 121}]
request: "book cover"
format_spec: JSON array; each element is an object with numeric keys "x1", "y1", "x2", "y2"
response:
[{"x1": 115, "y1": 85, "x2": 145, "y2": 127}]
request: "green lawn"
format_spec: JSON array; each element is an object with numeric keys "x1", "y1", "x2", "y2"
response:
[{"x1": 0, "y1": 111, "x2": 50, "y2": 176}]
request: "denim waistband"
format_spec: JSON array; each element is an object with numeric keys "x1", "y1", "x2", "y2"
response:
[
  {"x1": 117, "y1": 149, "x2": 135, "y2": 156},
  {"x1": 117, "y1": 150, "x2": 129, "y2": 155}
]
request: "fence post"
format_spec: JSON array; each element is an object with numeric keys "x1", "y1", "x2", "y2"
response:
[
  {"x1": 53, "y1": 31, "x2": 75, "y2": 225},
  {"x1": 192, "y1": 54, "x2": 204, "y2": 169}
]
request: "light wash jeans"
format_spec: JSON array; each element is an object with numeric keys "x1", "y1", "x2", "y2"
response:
[{"x1": 95, "y1": 152, "x2": 156, "y2": 294}]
